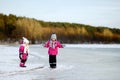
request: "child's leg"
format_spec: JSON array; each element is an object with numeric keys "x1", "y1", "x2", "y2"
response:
[
  {"x1": 20, "y1": 59, "x2": 24, "y2": 67},
  {"x1": 20, "y1": 53, "x2": 28, "y2": 67},
  {"x1": 49, "y1": 55, "x2": 56, "y2": 68},
  {"x1": 20, "y1": 59, "x2": 26, "y2": 67},
  {"x1": 49, "y1": 55, "x2": 52, "y2": 68},
  {"x1": 52, "y1": 55, "x2": 56, "y2": 68}
]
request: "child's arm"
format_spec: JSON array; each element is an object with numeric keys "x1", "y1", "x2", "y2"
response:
[
  {"x1": 57, "y1": 41, "x2": 64, "y2": 48},
  {"x1": 19, "y1": 53, "x2": 22, "y2": 59},
  {"x1": 19, "y1": 46, "x2": 24, "y2": 59},
  {"x1": 44, "y1": 41, "x2": 50, "y2": 48}
]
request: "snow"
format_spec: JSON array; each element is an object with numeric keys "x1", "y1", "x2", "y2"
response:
[
  {"x1": 65, "y1": 44, "x2": 120, "y2": 48},
  {"x1": 0, "y1": 44, "x2": 120, "y2": 80},
  {"x1": 0, "y1": 45, "x2": 43, "y2": 79}
]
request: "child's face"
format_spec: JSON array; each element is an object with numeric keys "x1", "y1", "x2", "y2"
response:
[
  {"x1": 25, "y1": 43, "x2": 29, "y2": 46},
  {"x1": 52, "y1": 38, "x2": 56, "y2": 41}
]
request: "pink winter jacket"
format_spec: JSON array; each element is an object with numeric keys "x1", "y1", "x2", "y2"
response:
[
  {"x1": 19, "y1": 44, "x2": 29, "y2": 54},
  {"x1": 19, "y1": 44, "x2": 28, "y2": 60},
  {"x1": 19, "y1": 44, "x2": 24, "y2": 53},
  {"x1": 44, "y1": 40, "x2": 63, "y2": 55}
]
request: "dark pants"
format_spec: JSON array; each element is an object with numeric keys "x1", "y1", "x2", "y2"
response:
[
  {"x1": 21, "y1": 59, "x2": 27, "y2": 64},
  {"x1": 49, "y1": 55, "x2": 56, "y2": 68},
  {"x1": 19, "y1": 53, "x2": 28, "y2": 67}
]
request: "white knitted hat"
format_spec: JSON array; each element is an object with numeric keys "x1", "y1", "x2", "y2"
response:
[
  {"x1": 51, "y1": 34, "x2": 57, "y2": 40},
  {"x1": 22, "y1": 37, "x2": 29, "y2": 44}
]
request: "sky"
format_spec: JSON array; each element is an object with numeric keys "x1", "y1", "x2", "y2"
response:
[{"x1": 0, "y1": 0, "x2": 120, "y2": 29}]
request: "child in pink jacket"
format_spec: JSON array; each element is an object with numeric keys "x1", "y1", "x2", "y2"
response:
[
  {"x1": 19, "y1": 37, "x2": 29, "y2": 67},
  {"x1": 44, "y1": 33, "x2": 63, "y2": 68}
]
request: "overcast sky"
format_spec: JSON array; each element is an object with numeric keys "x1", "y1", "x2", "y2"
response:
[{"x1": 0, "y1": 0, "x2": 120, "y2": 29}]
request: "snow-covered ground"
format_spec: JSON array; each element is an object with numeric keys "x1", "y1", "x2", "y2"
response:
[
  {"x1": 0, "y1": 44, "x2": 120, "y2": 80},
  {"x1": 65, "y1": 44, "x2": 120, "y2": 48}
]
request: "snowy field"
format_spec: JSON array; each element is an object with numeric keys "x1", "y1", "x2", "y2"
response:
[{"x1": 0, "y1": 44, "x2": 120, "y2": 80}]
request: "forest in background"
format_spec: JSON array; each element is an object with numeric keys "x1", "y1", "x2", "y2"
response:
[{"x1": 0, "y1": 13, "x2": 120, "y2": 44}]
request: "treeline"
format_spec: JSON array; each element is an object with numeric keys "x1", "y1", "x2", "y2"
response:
[{"x1": 0, "y1": 13, "x2": 120, "y2": 44}]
